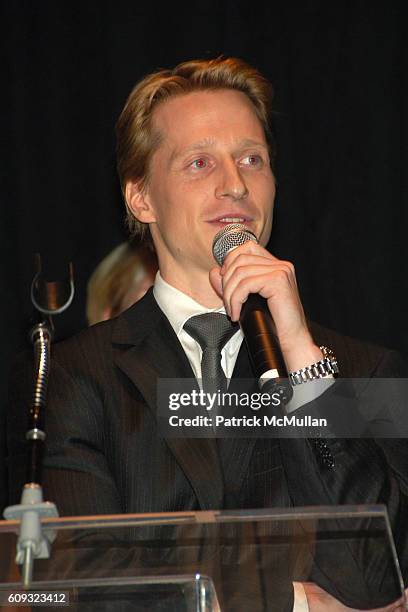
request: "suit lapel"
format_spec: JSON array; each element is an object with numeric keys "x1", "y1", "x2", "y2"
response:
[{"x1": 112, "y1": 290, "x2": 225, "y2": 510}]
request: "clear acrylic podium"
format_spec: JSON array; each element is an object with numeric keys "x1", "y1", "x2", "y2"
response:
[{"x1": 0, "y1": 505, "x2": 406, "y2": 611}]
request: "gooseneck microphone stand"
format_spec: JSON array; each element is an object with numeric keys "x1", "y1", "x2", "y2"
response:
[{"x1": 4, "y1": 254, "x2": 74, "y2": 588}]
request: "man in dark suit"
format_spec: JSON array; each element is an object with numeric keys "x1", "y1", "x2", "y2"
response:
[{"x1": 8, "y1": 57, "x2": 408, "y2": 610}]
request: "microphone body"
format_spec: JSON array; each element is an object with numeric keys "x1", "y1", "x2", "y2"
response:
[{"x1": 212, "y1": 224, "x2": 293, "y2": 404}]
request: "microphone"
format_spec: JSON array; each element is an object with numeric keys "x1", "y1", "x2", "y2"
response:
[{"x1": 212, "y1": 223, "x2": 293, "y2": 404}]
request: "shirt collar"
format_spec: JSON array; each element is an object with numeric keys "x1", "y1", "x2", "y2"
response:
[{"x1": 153, "y1": 271, "x2": 227, "y2": 337}]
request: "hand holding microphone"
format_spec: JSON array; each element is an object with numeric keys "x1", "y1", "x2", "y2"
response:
[{"x1": 210, "y1": 224, "x2": 323, "y2": 403}]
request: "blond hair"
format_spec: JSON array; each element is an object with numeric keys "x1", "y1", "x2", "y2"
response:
[
  {"x1": 116, "y1": 57, "x2": 275, "y2": 241},
  {"x1": 86, "y1": 242, "x2": 157, "y2": 325}
]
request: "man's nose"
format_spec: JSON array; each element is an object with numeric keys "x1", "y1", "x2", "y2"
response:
[{"x1": 215, "y1": 159, "x2": 249, "y2": 201}]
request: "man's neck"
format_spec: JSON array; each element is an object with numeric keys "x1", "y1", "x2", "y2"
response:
[{"x1": 159, "y1": 267, "x2": 223, "y2": 308}]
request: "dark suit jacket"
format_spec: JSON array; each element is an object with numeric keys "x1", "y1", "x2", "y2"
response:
[{"x1": 7, "y1": 288, "x2": 408, "y2": 608}]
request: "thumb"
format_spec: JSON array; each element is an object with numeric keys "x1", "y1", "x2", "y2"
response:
[{"x1": 209, "y1": 266, "x2": 223, "y2": 298}]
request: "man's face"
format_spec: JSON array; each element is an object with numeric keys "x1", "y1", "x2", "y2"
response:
[{"x1": 133, "y1": 89, "x2": 275, "y2": 278}]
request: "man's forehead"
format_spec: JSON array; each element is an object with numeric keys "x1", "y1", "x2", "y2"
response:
[{"x1": 151, "y1": 90, "x2": 267, "y2": 155}]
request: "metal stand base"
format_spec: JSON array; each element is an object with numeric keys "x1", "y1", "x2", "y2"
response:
[{"x1": 4, "y1": 484, "x2": 59, "y2": 588}]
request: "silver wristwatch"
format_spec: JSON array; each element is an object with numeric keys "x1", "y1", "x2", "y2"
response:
[{"x1": 289, "y1": 346, "x2": 339, "y2": 386}]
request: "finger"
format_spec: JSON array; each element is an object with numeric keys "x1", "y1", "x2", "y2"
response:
[
  {"x1": 222, "y1": 254, "x2": 296, "y2": 288},
  {"x1": 221, "y1": 241, "x2": 277, "y2": 271},
  {"x1": 222, "y1": 252, "x2": 279, "y2": 279},
  {"x1": 209, "y1": 266, "x2": 223, "y2": 298},
  {"x1": 222, "y1": 265, "x2": 297, "y2": 318},
  {"x1": 227, "y1": 272, "x2": 294, "y2": 321}
]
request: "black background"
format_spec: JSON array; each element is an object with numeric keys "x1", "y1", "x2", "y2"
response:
[{"x1": 2, "y1": 1, "x2": 408, "y2": 507}]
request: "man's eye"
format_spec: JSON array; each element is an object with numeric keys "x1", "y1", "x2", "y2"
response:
[
  {"x1": 242, "y1": 154, "x2": 262, "y2": 166},
  {"x1": 191, "y1": 158, "x2": 207, "y2": 169}
]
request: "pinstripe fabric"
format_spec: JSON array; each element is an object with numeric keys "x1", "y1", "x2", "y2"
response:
[
  {"x1": 7, "y1": 288, "x2": 408, "y2": 511},
  {"x1": 6, "y1": 289, "x2": 408, "y2": 597}
]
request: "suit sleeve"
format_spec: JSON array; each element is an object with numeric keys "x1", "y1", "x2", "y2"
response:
[
  {"x1": 370, "y1": 348, "x2": 408, "y2": 492},
  {"x1": 279, "y1": 348, "x2": 408, "y2": 606}
]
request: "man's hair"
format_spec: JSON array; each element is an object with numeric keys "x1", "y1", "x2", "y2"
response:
[{"x1": 116, "y1": 57, "x2": 275, "y2": 241}]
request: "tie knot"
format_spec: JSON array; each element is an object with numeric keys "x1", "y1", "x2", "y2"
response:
[{"x1": 184, "y1": 312, "x2": 238, "y2": 352}]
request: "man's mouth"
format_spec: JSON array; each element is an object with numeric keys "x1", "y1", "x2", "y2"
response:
[
  {"x1": 218, "y1": 217, "x2": 246, "y2": 223},
  {"x1": 209, "y1": 215, "x2": 252, "y2": 224}
]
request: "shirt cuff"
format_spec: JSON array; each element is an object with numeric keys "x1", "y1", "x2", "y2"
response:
[
  {"x1": 285, "y1": 376, "x2": 336, "y2": 414},
  {"x1": 293, "y1": 582, "x2": 310, "y2": 611}
]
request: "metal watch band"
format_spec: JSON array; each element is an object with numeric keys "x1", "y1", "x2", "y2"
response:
[{"x1": 289, "y1": 345, "x2": 339, "y2": 386}]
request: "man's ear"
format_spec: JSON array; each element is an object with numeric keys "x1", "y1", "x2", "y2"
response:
[{"x1": 125, "y1": 180, "x2": 157, "y2": 224}]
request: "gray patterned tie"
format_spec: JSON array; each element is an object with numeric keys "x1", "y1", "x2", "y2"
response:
[{"x1": 184, "y1": 313, "x2": 238, "y2": 396}]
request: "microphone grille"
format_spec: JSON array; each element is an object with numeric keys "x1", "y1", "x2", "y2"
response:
[{"x1": 212, "y1": 223, "x2": 258, "y2": 265}]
